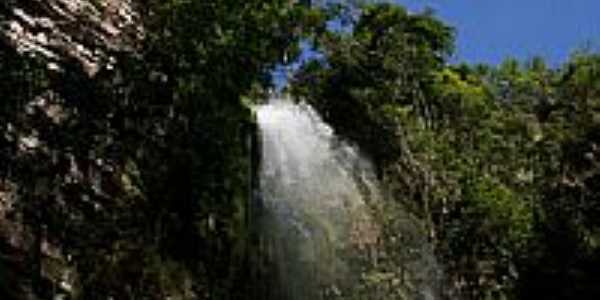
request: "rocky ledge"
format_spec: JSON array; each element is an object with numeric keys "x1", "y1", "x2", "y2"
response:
[{"x1": 1, "y1": 0, "x2": 144, "y2": 77}]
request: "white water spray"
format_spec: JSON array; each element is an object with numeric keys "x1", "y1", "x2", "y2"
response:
[{"x1": 255, "y1": 97, "x2": 443, "y2": 300}]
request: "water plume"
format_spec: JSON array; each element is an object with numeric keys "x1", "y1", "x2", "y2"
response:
[{"x1": 255, "y1": 96, "x2": 443, "y2": 300}]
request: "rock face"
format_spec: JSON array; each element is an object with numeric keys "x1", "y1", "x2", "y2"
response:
[
  {"x1": 1, "y1": 1, "x2": 145, "y2": 298},
  {"x1": 0, "y1": 0, "x2": 145, "y2": 235},
  {"x1": 1, "y1": 0, "x2": 144, "y2": 77}
]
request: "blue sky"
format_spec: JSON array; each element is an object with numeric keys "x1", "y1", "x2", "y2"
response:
[
  {"x1": 395, "y1": 0, "x2": 600, "y2": 66},
  {"x1": 273, "y1": 1, "x2": 600, "y2": 87}
]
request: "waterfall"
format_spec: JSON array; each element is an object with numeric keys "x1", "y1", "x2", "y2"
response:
[{"x1": 255, "y1": 96, "x2": 443, "y2": 300}]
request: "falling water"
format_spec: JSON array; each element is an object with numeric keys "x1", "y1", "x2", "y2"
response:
[{"x1": 255, "y1": 96, "x2": 444, "y2": 300}]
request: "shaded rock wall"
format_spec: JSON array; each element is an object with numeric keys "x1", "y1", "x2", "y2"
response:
[{"x1": 1, "y1": 1, "x2": 145, "y2": 298}]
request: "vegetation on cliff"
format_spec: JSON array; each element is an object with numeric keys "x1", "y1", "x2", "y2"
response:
[
  {"x1": 1, "y1": 1, "x2": 599, "y2": 299},
  {"x1": 292, "y1": 4, "x2": 600, "y2": 299}
]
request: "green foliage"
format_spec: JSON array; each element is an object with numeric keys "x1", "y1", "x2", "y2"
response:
[
  {"x1": 292, "y1": 3, "x2": 454, "y2": 172},
  {"x1": 291, "y1": 3, "x2": 600, "y2": 299}
]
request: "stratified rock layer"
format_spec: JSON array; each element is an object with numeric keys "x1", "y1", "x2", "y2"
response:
[{"x1": 1, "y1": 0, "x2": 144, "y2": 77}]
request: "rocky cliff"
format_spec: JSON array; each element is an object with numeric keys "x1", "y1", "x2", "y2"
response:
[{"x1": 1, "y1": 1, "x2": 144, "y2": 298}]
